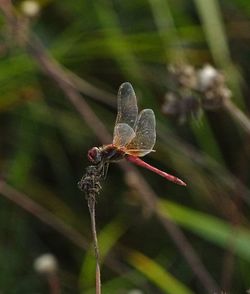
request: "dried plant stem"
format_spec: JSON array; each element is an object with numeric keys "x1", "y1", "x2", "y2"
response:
[
  {"x1": 26, "y1": 37, "x2": 112, "y2": 144},
  {"x1": 157, "y1": 212, "x2": 218, "y2": 292},
  {"x1": 78, "y1": 165, "x2": 104, "y2": 293},
  {"x1": 220, "y1": 241, "x2": 235, "y2": 291},
  {"x1": 88, "y1": 197, "x2": 101, "y2": 294},
  {"x1": 223, "y1": 98, "x2": 250, "y2": 134},
  {"x1": 47, "y1": 273, "x2": 61, "y2": 294},
  {"x1": 0, "y1": 179, "x2": 88, "y2": 249}
]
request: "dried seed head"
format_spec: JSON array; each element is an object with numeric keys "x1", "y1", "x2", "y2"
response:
[
  {"x1": 198, "y1": 65, "x2": 232, "y2": 109},
  {"x1": 78, "y1": 164, "x2": 104, "y2": 201},
  {"x1": 164, "y1": 63, "x2": 232, "y2": 118},
  {"x1": 162, "y1": 91, "x2": 201, "y2": 123},
  {"x1": 168, "y1": 64, "x2": 197, "y2": 89}
]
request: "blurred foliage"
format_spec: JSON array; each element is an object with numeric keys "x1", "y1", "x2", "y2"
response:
[{"x1": 0, "y1": 0, "x2": 250, "y2": 293}]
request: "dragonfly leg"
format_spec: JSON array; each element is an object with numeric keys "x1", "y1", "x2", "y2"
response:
[{"x1": 102, "y1": 162, "x2": 110, "y2": 180}]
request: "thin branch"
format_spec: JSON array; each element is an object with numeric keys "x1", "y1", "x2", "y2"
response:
[
  {"x1": 26, "y1": 37, "x2": 112, "y2": 144},
  {"x1": 78, "y1": 164, "x2": 104, "y2": 293},
  {"x1": 223, "y1": 98, "x2": 250, "y2": 134},
  {"x1": 0, "y1": 179, "x2": 88, "y2": 249},
  {"x1": 47, "y1": 273, "x2": 61, "y2": 294},
  {"x1": 66, "y1": 70, "x2": 116, "y2": 108},
  {"x1": 157, "y1": 213, "x2": 218, "y2": 292},
  {"x1": 89, "y1": 198, "x2": 101, "y2": 294}
]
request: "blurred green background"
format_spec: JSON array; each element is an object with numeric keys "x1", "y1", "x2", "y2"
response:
[{"x1": 1, "y1": 0, "x2": 250, "y2": 293}]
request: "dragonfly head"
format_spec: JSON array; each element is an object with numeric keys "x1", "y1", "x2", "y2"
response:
[{"x1": 88, "y1": 147, "x2": 102, "y2": 164}]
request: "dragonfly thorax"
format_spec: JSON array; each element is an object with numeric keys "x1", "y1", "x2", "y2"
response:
[{"x1": 88, "y1": 145, "x2": 125, "y2": 164}]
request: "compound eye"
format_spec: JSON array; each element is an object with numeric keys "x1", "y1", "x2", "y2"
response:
[{"x1": 88, "y1": 147, "x2": 101, "y2": 164}]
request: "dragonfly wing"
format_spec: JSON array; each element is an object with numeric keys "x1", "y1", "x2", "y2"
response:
[
  {"x1": 126, "y1": 109, "x2": 156, "y2": 157},
  {"x1": 115, "y1": 82, "x2": 138, "y2": 129},
  {"x1": 113, "y1": 123, "x2": 136, "y2": 147}
]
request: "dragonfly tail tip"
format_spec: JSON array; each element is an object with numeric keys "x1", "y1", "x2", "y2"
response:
[{"x1": 176, "y1": 178, "x2": 187, "y2": 186}]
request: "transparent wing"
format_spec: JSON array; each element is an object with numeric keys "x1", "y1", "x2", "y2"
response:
[
  {"x1": 126, "y1": 109, "x2": 156, "y2": 157},
  {"x1": 115, "y1": 82, "x2": 138, "y2": 129},
  {"x1": 113, "y1": 123, "x2": 136, "y2": 147}
]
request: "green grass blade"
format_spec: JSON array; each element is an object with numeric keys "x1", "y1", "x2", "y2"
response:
[
  {"x1": 158, "y1": 199, "x2": 250, "y2": 261},
  {"x1": 127, "y1": 249, "x2": 194, "y2": 294}
]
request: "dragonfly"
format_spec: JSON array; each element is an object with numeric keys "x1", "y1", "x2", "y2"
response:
[{"x1": 88, "y1": 82, "x2": 186, "y2": 186}]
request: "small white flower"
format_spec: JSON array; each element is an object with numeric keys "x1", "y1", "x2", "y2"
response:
[
  {"x1": 34, "y1": 253, "x2": 58, "y2": 274},
  {"x1": 197, "y1": 64, "x2": 218, "y2": 91},
  {"x1": 21, "y1": 0, "x2": 40, "y2": 17}
]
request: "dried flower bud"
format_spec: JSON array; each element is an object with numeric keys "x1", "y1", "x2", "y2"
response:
[
  {"x1": 162, "y1": 92, "x2": 180, "y2": 116},
  {"x1": 202, "y1": 86, "x2": 232, "y2": 109},
  {"x1": 21, "y1": 0, "x2": 40, "y2": 18},
  {"x1": 34, "y1": 253, "x2": 58, "y2": 275},
  {"x1": 179, "y1": 65, "x2": 197, "y2": 89},
  {"x1": 162, "y1": 91, "x2": 201, "y2": 123},
  {"x1": 168, "y1": 64, "x2": 197, "y2": 89}
]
